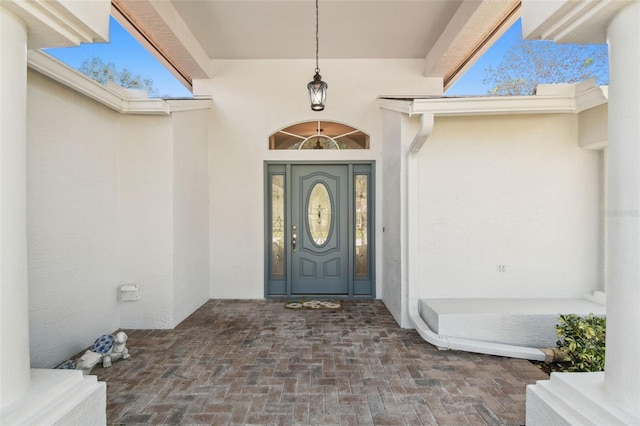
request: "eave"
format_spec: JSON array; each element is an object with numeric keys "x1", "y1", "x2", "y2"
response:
[
  {"x1": 27, "y1": 50, "x2": 212, "y2": 115},
  {"x1": 378, "y1": 80, "x2": 607, "y2": 117}
]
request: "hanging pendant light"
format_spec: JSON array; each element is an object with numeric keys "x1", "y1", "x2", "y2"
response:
[{"x1": 307, "y1": 0, "x2": 327, "y2": 111}]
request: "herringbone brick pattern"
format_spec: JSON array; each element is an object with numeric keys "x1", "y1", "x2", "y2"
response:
[{"x1": 94, "y1": 300, "x2": 548, "y2": 425}]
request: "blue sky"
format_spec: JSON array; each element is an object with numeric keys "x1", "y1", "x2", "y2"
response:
[
  {"x1": 46, "y1": 16, "x2": 516, "y2": 98},
  {"x1": 446, "y1": 19, "x2": 609, "y2": 96},
  {"x1": 45, "y1": 17, "x2": 606, "y2": 98},
  {"x1": 445, "y1": 20, "x2": 522, "y2": 96},
  {"x1": 45, "y1": 17, "x2": 192, "y2": 98}
]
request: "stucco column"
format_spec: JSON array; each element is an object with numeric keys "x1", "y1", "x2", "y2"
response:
[
  {"x1": 605, "y1": 1, "x2": 640, "y2": 416},
  {"x1": 0, "y1": 6, "x2": 31, "y2": 407}
]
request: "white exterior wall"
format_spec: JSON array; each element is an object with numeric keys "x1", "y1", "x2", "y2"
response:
[
  {"x1": 380, "y1": 110, "x2": 403, "y2": 324},
  {"x1": 197, "y1": 59, "x2": 442, "y2": 299},
  {"x1": 26, "y1": 69, "x2": 209, "y2": 366},
  {"x1": 172, "y1": 110, "x2": 210, "y2": 325},
  {"x1": 119, "y1": 111, "x2": 210, "y2": 329},
  {"x1": 26, "y1": 70, "x2": 120, "y2": 368},
  {"x1": 415, "y1": 113, "x2": 602, "y2": 299},
  {"x1": 118, "y1": 115, "x2": 175, "y2": 329}
]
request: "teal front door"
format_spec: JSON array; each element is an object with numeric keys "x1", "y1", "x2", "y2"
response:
[
  {"x1": 265, "y1": 162, "x2": 374, "y2": 298},
  {"x1": 291, "y1": 165, "x2": 349, "y2": 295}
]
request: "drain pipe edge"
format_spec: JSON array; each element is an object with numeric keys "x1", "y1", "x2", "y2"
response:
[
  {"x1": 406, "y1": 111, "x2": 546, "y2": 362},
  {"x1": 407, "y1": 301, "x2": 547, "y2": 361}
]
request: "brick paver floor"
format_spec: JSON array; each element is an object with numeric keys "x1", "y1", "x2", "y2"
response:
[{"x1": 93, "y1": 299, "x2": 549, "y2": 425}]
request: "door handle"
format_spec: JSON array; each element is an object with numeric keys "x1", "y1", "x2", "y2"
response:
[{"x1": 292, "y1": 233, "x2": 297, "y2": 252}]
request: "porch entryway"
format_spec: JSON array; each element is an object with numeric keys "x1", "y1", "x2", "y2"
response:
[
  {"x1": 265, "y1": 163, "x2": 374, "y2": 299},
  {"x1": 93, "y1": 299, "x2": 548, "y2": 425}
]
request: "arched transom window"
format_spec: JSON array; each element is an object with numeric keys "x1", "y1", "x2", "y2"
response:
[{"x1": 269, "y1": 121, "x2": 369, "y2": 150}]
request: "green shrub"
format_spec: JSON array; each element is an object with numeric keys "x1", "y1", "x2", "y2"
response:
[{"x1": 556, "y1": 313, "x2": 606, "y2": 372}]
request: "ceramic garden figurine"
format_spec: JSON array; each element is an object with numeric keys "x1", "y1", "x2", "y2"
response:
[
  {"x1": 105, "y1": 331, "x2": 130, "y2": 367},
  {"x1": 75, "y1": 350, "x2": 103, "y2": 374},
  {"x1": 77, "y1": 331, "x2": 131, "y2": 371}
]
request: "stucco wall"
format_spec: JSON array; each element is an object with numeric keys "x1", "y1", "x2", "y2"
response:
[
  {"x1": 172, "y1": 110, "x2": 210, "y2": 325},
  {"x1": 26, "y1": 69, "x2": 210, "y2": 366},
  {"x1": 415, "y1": 113, "x2": 602, "y2": 299},
  {"x1": 119, "y1": 111, "x2": 210, "y2": 329},
  {"x1": 197, "y1": 59, "x2": 442, "y2": 299},
  {"x1": 27, "y1": 70, "x2": 120, "y2": 367},
  {"x1": 118, "y1": 115, "x2": 175, "y2": 329},
  {"x1": 380, "y1": 110, "x2": 403, "y2": 325}
]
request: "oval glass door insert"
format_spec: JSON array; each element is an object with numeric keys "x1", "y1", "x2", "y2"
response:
[{"x1": 307, "y1": 182, "x2": 332, "y2": 246}]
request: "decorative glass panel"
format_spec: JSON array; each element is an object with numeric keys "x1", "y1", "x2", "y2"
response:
[
  {"x1": 307, "y1": 182, "x2": 332, "y2": 246},
  {"x1": 296, "y1": 136, "x2": 340, "y2": 150},
  {"x1": 271, "y1": 175, "x2": 285, "y2": 278},
  {"x1": 269, "y1": 121, "x2": 370, "y2": 149},
  {"x1": 355, "y1": 175, "x2": 368, "y2": 278}
]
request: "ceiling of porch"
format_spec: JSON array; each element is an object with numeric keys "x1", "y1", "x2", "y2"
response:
[
  {"x1": 112, "y1": 0, "x2": 520, "y2": 90},
  {"x1": 170, "y1": 0, "x2": 461, "y2": 60}
]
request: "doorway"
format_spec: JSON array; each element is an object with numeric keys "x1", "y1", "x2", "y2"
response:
[{"x1": 265, "y1": 163, "x2": 374, "y2": 298}]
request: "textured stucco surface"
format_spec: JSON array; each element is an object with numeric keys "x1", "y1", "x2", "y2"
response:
[
  {"x1": 172, "y1": 110, "x2": 210, "y2": 326},
  {"x1": 200, "y1": 59, "x2": 442, "y2": 300},
  {"x1": 118, "y1": 114, "x2": 175, "y2": 329},
  {"x1": 27, "y1": 69, "x2": 210, "y2": 367},
  {"x1": 380, "y1": 110, "x2": 404, "y2": 327},
  {"x1": 27, "y1": 70, "x2": 120, "y2": 368},
  {"x1": 415, "y1": 114, "x2": 602, "y2": 300}
]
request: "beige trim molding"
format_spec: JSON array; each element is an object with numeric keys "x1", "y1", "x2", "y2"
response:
[
  {"x1": 27, "y1": 49, "x2": 212, "y2": 115},
  {"x1": 378, "y1": 80, "x2": 607, "y2": 117}
]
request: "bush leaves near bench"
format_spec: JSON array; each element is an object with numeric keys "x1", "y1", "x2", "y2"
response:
[{"x1": 556, "y1": 313, "x2": 606, "y2": 372}]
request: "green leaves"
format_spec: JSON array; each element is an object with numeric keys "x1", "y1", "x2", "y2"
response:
[{"x1": 556, "y1": 314, "x2": 606, "y2": 372}]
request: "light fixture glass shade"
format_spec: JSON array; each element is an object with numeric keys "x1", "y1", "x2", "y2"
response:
[{"x1": 307, "y1": 71, "x2": 328, "y2": 111}]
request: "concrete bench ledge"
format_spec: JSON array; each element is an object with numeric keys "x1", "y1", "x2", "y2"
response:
[{"x1": 419, "y1": 297, "x2": 606, "y2": 348}]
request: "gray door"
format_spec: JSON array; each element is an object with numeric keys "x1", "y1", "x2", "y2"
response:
[{"x1": 291, "y1": 165, "x2": 349, "y2": 295}]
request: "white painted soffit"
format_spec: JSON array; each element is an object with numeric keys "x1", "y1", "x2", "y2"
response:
[
  {"x1": 1, "y1": 0, "x2": 110, "y2": 49},
  {"x1": 424, "y1": 0, "x2": 520, "y2": 91},
  {"x1": 378, "y1": 80, "x2": 608, "y2": 117},
  {"x1": 521, "y1": 0, "x2": 634, "y2": 44},
  {"x1": 27, "y1": 50, "x2": 212, "y2": 115}
]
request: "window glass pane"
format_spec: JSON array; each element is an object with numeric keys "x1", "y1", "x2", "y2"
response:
[
  {"x1": 307, "y1": 183, "x2": 332, "y2": 246},
  {"x1": 269, "y1": 121, "x2": 369, "y2": 149},
  {"x1": 355, "y1": 175, "x2": 368, "y2": 279},
  {"x1": 271, "y1": 175, "x2": 285, "y2": 279}
]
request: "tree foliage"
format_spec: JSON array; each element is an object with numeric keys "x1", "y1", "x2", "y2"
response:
[
  {"x1": 79, "y1": 57, "x2": 156, "y2": 96},
  {"x1": 483, "y1": 40, "x2": 608, "y2": 96}
]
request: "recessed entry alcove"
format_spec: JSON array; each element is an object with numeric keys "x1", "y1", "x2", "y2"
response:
[
  {"x1": 269, "y1": 121, "x2": 369, "y2": 150},
  {"x1": 265, "y1": 162, "x2": 374, "y2": 299}
]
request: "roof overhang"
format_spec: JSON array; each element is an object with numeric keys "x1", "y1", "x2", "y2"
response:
[
  {"x1": 27, "y1": 49, "x2": 211, "y2": 115},
  {"x1": 378, "y1": 79, "x2": 608, "y2": 117}
]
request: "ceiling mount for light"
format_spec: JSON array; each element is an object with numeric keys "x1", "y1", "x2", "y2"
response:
[{"x1": 307, "y1": 0, "x2": 328, "y2": 111}]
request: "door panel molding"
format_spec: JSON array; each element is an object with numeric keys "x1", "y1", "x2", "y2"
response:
[{"x1": 265, "y1": 161, "x2": 375, "y2": 299}]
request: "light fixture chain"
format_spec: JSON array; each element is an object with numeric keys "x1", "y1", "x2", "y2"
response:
[
  {"x1": 315, "y1": 0, "x2": 319, "y2": 72},
  {"x1": 307, "y1": 0, "x2": 326, "y2": 111}
]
